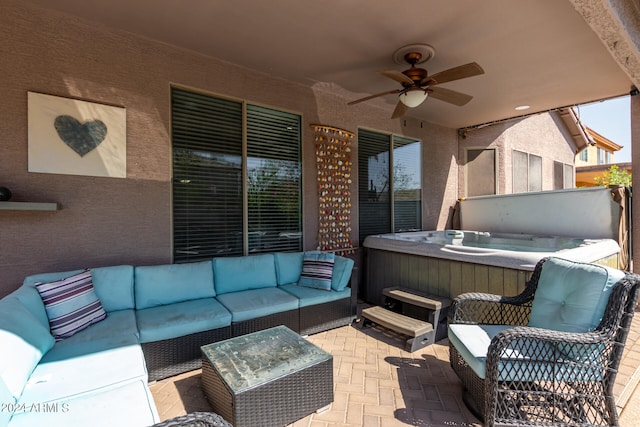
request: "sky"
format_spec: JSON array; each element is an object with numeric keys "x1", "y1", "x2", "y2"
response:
[{"x1": 574, "y1": 95, "x2": 631, "y2": 163}]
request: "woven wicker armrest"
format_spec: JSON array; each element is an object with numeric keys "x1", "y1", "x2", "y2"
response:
[{"x1": 449, "y1": 292, "x2": 532, "y2": 325}]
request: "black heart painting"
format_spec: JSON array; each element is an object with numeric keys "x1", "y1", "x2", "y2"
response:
[{"x1": 54, "y1": 115, "x2": 108, "y2": 157}]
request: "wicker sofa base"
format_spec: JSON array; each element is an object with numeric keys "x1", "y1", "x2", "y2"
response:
[
  {"x1": 231, "y1": 309, "x2": 300, "y2": 337},
  {"x1": 202, "y1": 345, "x2": 333, "y2": 427},
  {"x1": 143, "y1": 326, "x2": 232, "y2": 382},
  {"x1": 299, "y1": 298, "x2": 354, "y2": 336}
]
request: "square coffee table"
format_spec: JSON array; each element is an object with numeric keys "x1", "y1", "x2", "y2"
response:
[{"x1": 201, "y1": 325, "x2": 333, "y2": 426}]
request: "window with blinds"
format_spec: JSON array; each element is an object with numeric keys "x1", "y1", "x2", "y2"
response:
[
  {"x1": 358, "y1": 129, "x2": 421, "y2": 243},
  {"x1": 172, "y1": 88, "x2": 301, "y2": 262}
]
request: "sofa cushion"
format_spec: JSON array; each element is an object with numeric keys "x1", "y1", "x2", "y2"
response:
[
  {"x1": 331, "y1": 256, "x2": 354, "y2": 291},
  {"x1": 20, "y1": 311, "x2": 146, "y2": 406},
  {"x1": 280, "y1": 284, "x2": 351, "y2": 308},
  {"x1": 134, "y1": 260, "x2": 215, "y2": 310},
  {"x1": 9, "y1": 285, "x2": 50, "y2": 328},
  {"x1": 35, "y1": 270, "x2": 107, "y2": 341},
  {"x1": 274, "y1": 252, "x2": 304, "y2": 285},
  {"x1": 0, "y1": 378, "x2": 14, "y2": 427},
  {"x1": 9, "y1": 379, "x2": 159, "y2": 427},
  {"x1": 0, "y1": 299, "x2": 55, "y2": 399},
  {"x1": 213, "y1": 254, "x2": 277, "y2": 295},
  {"x1": 298, "y1": 251, "x2": 335, "y2": 291},
  {"x1": 39, "y1": 309, "x2": 140, "y2": 363},
  {"x1": 216, "y1": 288, "x2": 299, "y2": 322},
  {"x1": 89, "y1": 265, "x2": 135, "y2": 311},
  {"x1": 528, "y1": 257, "x2": 625, "y2": 333},
  {"x1": 136, "y1": 298, "x2": 232, "y2": 343}
]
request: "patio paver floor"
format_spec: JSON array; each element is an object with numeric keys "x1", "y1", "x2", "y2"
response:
[{"x1": 149, "y1": 305, "x2": 640, "y2": 426}]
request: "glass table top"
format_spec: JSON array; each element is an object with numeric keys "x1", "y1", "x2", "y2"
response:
[{"x1": 201, "y1": 326, "x2": 332, "y2": 393}]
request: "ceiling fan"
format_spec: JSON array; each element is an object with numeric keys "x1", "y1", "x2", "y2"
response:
[{"x1": 348, "y1": 45, "x2": 484, "y2": 119}]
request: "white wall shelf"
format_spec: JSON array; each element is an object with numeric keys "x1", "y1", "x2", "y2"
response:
[{"x1": 0, "y1": 201, "x2": 60, "y2": 211}]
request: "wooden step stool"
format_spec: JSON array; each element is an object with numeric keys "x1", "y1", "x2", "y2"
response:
[{"x1": 359, "y1": 287, "x2": 451, "y2": 352}]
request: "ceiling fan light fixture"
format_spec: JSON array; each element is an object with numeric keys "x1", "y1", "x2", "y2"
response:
[{"x1": 399, "y1": 88, "x2": 428, "y2": 107}]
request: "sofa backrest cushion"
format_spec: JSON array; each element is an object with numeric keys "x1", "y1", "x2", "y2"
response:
[
  {"x1": 528, "y1": 257, "x2": 625, "y2": 333},
  {"x1": 213, "y1": 254, "x2": 277, "y2": 295},
  {"x1": 0, "y1": 298, "x2": 55, "y2": 399},
  {"x1": 332, "y1": 256, "x2": 354, "y2": 292},
  {"x1": 134, "y1": 260, "x2": 215, "y2": 310},
  {"x1": 274, "y1": 252, "x2": 304, "y2": 285},
  {"x1": 23, "y1": 265, "x2": 135, "y2": 313},
  {"x1": 89, "y1": 265, "x2": 135, "y2": 311},
  {"x1": 10, "y1": 284, "x2": 50, "y2": 329}
]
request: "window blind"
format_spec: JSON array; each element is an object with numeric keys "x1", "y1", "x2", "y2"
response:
[
  {"x1": 358, "y1": 129, "x2": 392, "y2": 243},
  {"x1": 246, "y1": 105, "x2": 302, "y2": 253},
  {"x1": 172, "y1": 88, "x2": 244, "y2": 262},
  {"x1": 393, "y1": 136, "x2": 422, "y2": 232}
]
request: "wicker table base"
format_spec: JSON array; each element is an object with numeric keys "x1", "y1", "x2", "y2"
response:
[{"x1": 201, "y1": 326, "x2": 333, "y2": 427}]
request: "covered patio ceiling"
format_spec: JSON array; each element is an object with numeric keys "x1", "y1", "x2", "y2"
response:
[{"x1": 26, "y1": 0, "x2": 639, "y2": 129}]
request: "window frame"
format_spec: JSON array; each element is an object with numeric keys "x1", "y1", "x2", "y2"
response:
[
  {"x1": 171, "y1": 85, "x2": 303, "y2": 262},
  {"x1": 357, "y1": 128, "x2": 422, "y2": 242}
]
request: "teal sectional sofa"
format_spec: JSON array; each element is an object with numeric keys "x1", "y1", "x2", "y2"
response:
[{"x1": 0, "y1": 252, "x2": 355, "y2": 427}]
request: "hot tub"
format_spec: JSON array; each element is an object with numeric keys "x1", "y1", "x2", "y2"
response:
[{"x1": 362, "y1": 230, "x2": 620, "y2": 304}]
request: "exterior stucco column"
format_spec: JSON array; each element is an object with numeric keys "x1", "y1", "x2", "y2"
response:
[
  {"x1": 569, "y1": 0, "x2": 640, "y2": 271},
  {"x1": 632, "y1": 95, "x2": 640, "y2": 271}
]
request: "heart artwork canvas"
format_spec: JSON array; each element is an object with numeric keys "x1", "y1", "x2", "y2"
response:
[{"x1": 28, "y1": 92, "x2": 126, "y2": 178}]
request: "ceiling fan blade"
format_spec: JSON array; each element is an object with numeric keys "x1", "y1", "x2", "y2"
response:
[
  {"x1": 347, "y1": 89, "x2": 400, "y2": 105},
  {"x1": 428, "y1": 86, "x2": 473, "y2": 106},
  {"x1": 380, "y1": 70, "x2": 415, "y2": 85},
  {"x1": 424, "y1": 62, "x2": 484, "y2": 86},
  {"x1": 391, "y1": 101, "x2": 409, "y2": 119}
]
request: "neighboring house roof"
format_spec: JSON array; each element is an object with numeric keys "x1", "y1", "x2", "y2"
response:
[
  {"x1": 585, "y1": 127, "x2": 623, "y2": 152},
  {"x1": 558, "y1": 108, "x2": 591, "y2": 152}
]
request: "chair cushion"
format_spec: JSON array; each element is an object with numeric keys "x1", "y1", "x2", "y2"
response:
[
  {"x1": 215, "y1": 288, "x2": 299, "y2": 322},
  {"x1": 274, "y1": 252, "x2": 304, "y2": 285},
  {"x1": 136, "y1": 298, "x2": 232, "y2": 343},
  {"x1": 448, "y1": 324, "x2": 512, "y2": 379},
  {"x1": 35, "y1": 270, "x2": 107, "y2": 341},
  {"x1": 528, "y1": 257, "x2": 625, "y2": 333},
  {"x1": 213, "y1": 254, "x2": 277, "y2": 294},
  {"x1": 448, "y1": 324, "x2": 604, "y2": 382},
  {"x1": 134, "y1": 260, "x2": 215, "y2": 309},
  {"x1": 0, "y1": 299, "x2": 55, "y2": 399},
  {"x1": 331, "y1": 255, "x2": 354, "y2": 291},
  {"x1": 298, "y1": 251, "x2": 335, "y2": 291}
]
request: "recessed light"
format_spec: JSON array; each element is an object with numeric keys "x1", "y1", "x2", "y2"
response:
[{"x1": 515, "y1": 105, "x2": 530, "y2": 111}]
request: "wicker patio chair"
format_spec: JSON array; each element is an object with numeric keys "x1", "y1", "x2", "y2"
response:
[{"x1": 448, "y1": 256, "x2": 640, "y2": 426}]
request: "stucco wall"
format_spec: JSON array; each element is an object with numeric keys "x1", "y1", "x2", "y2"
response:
[
  {"x1": 0, "y1": 1, "x2": 458, "y2": 296},
  {"x1": 457, "y1": 112, "x2": 577, "y2": 197}
]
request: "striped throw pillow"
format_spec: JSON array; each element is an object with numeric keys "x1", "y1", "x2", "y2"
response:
[
  {"x1": 35, "y1": 270, "x2": 107, "y2": 341},
  {"x1": 298, "y1": 251, "x2": 335, "y2": 291}
]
